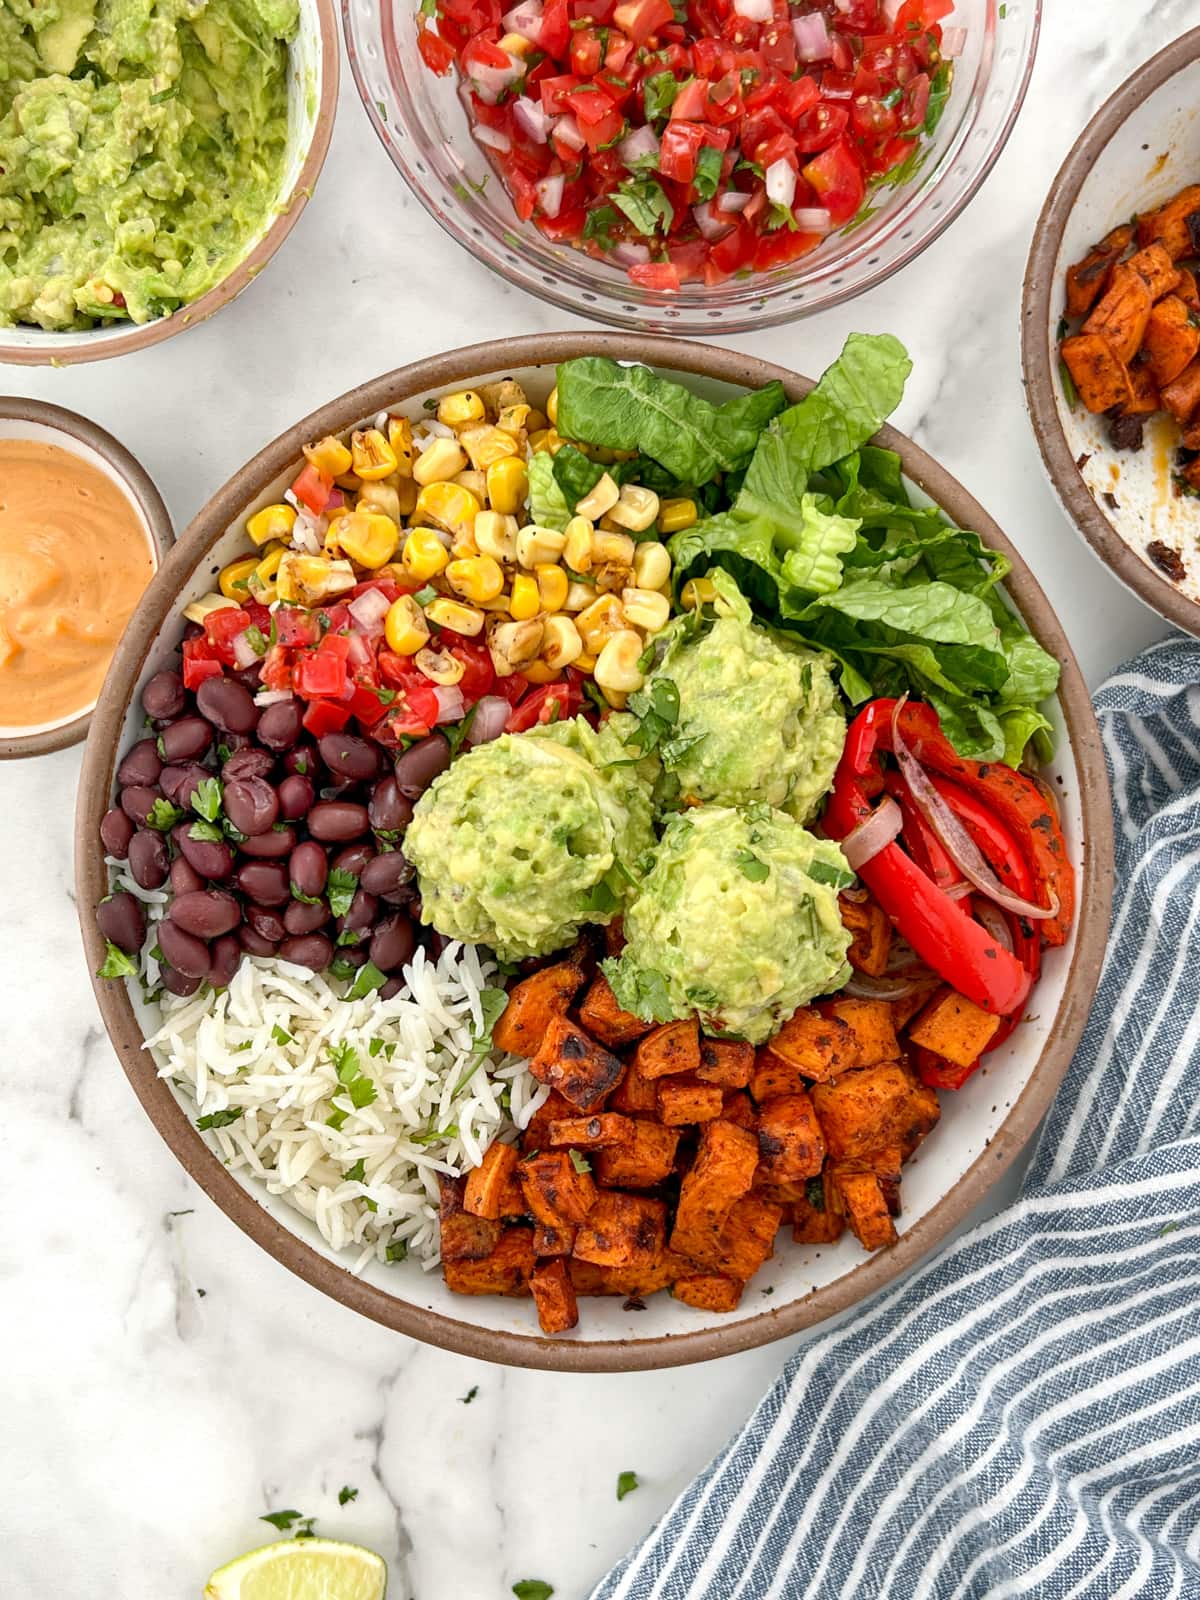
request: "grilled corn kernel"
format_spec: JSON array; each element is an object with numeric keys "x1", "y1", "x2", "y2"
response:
[
  {"x1": 337, "y1": 511, "x2": 400, "y2": 569},
  {"x1": 509, "y1": 573, "x2": 540, "y2": 621},
  {"x1": 486, "y1": 456, "x2": 528, "y2": 516},
  {"x1": 528, "y1": 427, "x2": 564, "y2": 455},
  {"x1": 425, "y1": 597, "x2": 485, "y2": 636},
  {"x1": 594, "y1": 629, "x2": 647, "y2": 695},
  {"x1": 593, "y1": 561, "x2": 633, "y2": 596},
  {"x1": 576, "y1": 594, "x2": 625, "y2": 654},
  {"x1": 535, "y1": 563, "x2": 568, "y2": 612},
  {"x1": 218, "y1": 555, "x2": 259, "y2": 601},
  {"x1": 446, "y1": 554, "x2": 504, "y2": 604},
  {"x1": 246, "y1": 502, "x2": 296, "y2": 546},
  {"x1": 545, "y1": 386, "x2": 559, "y2": 426},
  {"x1": 563, "y1": 515, "x2": 593, "y2": 574},
  {"x1": 248, "y1": 543, "x2": 285, "y2": 603},
  {"x1": 276, "y1": 553, "x2": 356, "y2": 606},
  {"x1": 182, "y1": 592, "x2": 239, "y2": 624},
  {"x1": 358, "y1": 482, "x2": 401, "y2": 522},
  {"x1": 459, "y1": 423, "x2": 521, "y2": 471},
  {"x1": 384, "y1": 595, "x2": 431, "y2": 655},
  {"x1": 591, "y1": 530, "x2": 636, "y2": 567},
  {"x1": 479, "y1": 378, "x2": 527, "y2": 414},
  {"x1": 413, "y1": 437, "x2": 467, "y2": 486},
  {"x1": 438, "y1": 390, "x2": 486, "y2": 429},
  {"x1": 496, "y1": 403, "x2": 531, "y2": 439},
  {"x1": 414, "y1": 481, "x2": 481, "y2": 540},
  {"x1": 474, "y1": 510, "x2": 519, "y2": 564},
  {"x1": 622, "y1": 586, "x2": 671, "y2": 633},
  {"x1": 574, "y1": 650, "x2": 597, "y2": 673},
  {"x1": 609, "y1": 485, "x2": 660, "y2": 533},
  {"x1": 521, "y1": 660, "x2": 563, "y2": 684},
  {"x1": 334, "y1": 471, "x2": 363, "y2": 494},
  {"x1": 516, "y1": 524, "x2": 566, "y2": 568},
  {"x1": 415, "y1": 645, "x2": 465, "y2": 686},
  {"x1": 350, "y1": 428, "x2": 398, "y2": 482},
  {"x1": 303, "y1": 435, "x2": 353, "y2": 478},
  {"x1": 541, "y1": 613, "x2": 583, "y2": 670},
  {"x1": 658, "y1": 496, "x2": 697, "y2": 535},
  {"x1": 454, "y1": 469, "x2": 488, "y2": 501},
  {"x1": 488, "y1": 617, "x2": 544, "y2": 676},
  {"x1": 681, "y1": 576, "x2": 718, "y2": 610},
  {"x1": 564, "y1": 580, "x2": 596, "y2": 612},
  {"x1": 401, "y1": 526, "x2": 450, "y2": 581},
  {"x1": 388, "y1": 416, "x2": 415, "y2": 477},
  {"x1": 575, "y1": 472, "x2": 620, "y2": 521},
  {"x1": 524, "y1": 408, "x2": 549, "y2": 434},
  {"x1": 633, "y1": 541, "x2": 671, "y2": 590},
  {"x1": 395, "y1": 476, "x2": 419, "y2": 517}
]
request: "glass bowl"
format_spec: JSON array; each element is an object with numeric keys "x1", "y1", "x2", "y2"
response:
[{"x1": 343, "y1": 0, "x2": 1039, "y2": 333}]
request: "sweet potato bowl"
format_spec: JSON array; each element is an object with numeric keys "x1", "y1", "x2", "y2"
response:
[{"x1": 77, "y1": 333, "x2": 1111, "y2": 1371}]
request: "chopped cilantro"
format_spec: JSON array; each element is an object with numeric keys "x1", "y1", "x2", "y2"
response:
[
  {"x1": 624, "y1": 676, "x2": 680, "y2": 756},
  {"x1": 462, "y1": 1384, "x2": 479, "y2": 1403},
  {"x1": 345, "y1": 1158, "x2": 367, "y2": 1182},
  {"x1": 338, "y1": 1485, "x2": 358, "y2": 1505},
  {"x1": 292, "y1": 1517, "x2": 318, "y2": 1540},
  {"x1": 271, "y1": 1024, "x2": 293, "y2": 1046},
  {"x1": 733, "y1": 848, "x2": 769, "y2": 882},
  {"x1": 193, "y1": 776, "x2": 223, "y2": 821},
  {"x1": 290, "y1": 883, "x2": 322, "y2": 905},
  {"x1": 806, "y1": 859, "x2": 855, "y2": 890},
  {"x1": 348, "y1": 1075, "x2": 378, "y2": 1109},
  {"x1": 326, "y1": 867, "x2": 358, "y2": 919},
  {"x1": 642, "y1": 69, "x2": 679, "y2": 122},
  {"x1": 583, "y1": 204, "x2": 622, "y2": 250},
  {"x1": 569, "y1": 1149, "x2": 591, "y2": 1175},
  {"x1": 616, "y1": 1471, "x2": 639, "y2": 1501},
  {"x1": 386, "y1": 1238, "x2": 408, "y2": 1262},
  {"x1": 261, "y1": 1509, "x2": 304, "y2": 1531},
  {"x1": 368, "y1": 1038, "x2": 385, "y2": 1057},
  {"x1": 146, "y1": 797, "x2": 183, "y2": 831},
  {"x1": 693, "y1": 144, "x2": 722, "y2": 203},
  {"x1": 189, "y1": 820, "x2": 224, "y2": 843},
  {"x1": 326, "y1": 1108, "x2": 349, "y2": 1131},
  {"x1": 613, "y1": 175, "x2": 674, "y2": 236},
  {"x1": 97, "y1": 940, "x2": 137, "y2": 980},
  {"x1": 197, "y1": 1107, "x2": 243, "y2": 1130},
  {"x1": 805, "y1": 1176, "x2": 825, "y2": 1212}
]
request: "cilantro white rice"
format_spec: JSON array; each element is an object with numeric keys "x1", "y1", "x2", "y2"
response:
[{"x1": 142, "y1": 943, "x2": 547, "y2": 1273}]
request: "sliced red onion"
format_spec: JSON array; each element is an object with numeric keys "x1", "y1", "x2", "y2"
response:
[
  {"x1": 254, "y1": 688, "x2": 295, "y2": 707},
  {"x1": 231, "y1": 629, "x2": 260, "y2": 670},
  {"x1": 612, "y1": 241, "x2": 651, "y2": 266},
  {"x1": 502, "y1": 0, "x2": 543, "y2": 42},
  {"x1": 348, "y1": 587, "x2": 392, "y2": 632},
  {"x1": 513, "y1": 95, "x2": 551, "y2": 144},
  {"x1": 843, "y1": 972, "x2": 926, "y2": 1001},
  {"x1": 975, "y1": 901, "x2": 1015, "y2": 955},
  {"x1": 941, "y1": 25, "x2": 966, "y2": 57},
  {"x1": 475, "y1": 124, "x2": 512, "y2": 154},
  {"x1": 717, "y1": 190, "x2": 753, "y2": 214},
  {"x1": 618, "y1": 124, "x2": 659, "y2": 169},
  {"x1": 944, "y1": 880, "x2": 973, "y2": 901},
  {"x1": 733, "y1": 0, "x2": 772, "y2": 18},
  {"x1": 765, "y1": 157, "x2": 797, "y2": 208},
  {"x1": 466, "y1": 695, "x2": 512, "y2": 746},
  {"x1": 792, "y1": 12, "x2": 832, "y2": 61},
  {"x1": 692, "y1": 201, "x2": 733, "y2": 242},
  {"x1": 889, "y1": 697, "x2": 1060, "y2": 922},
  {"x1": 793, "y1": 205, "x2": 832, "y2": 234},
  {"x1": 434, "y1": 685, "x2": 467, "y2": 724},
  {"x1": 535, "y1": 172, "x2": 564, "y2": 218},
  {"x1": 553, "y1": 114, "x2": 586, "y2": 153},
  {"x1": 841, "y1": 795, "x2": 903, "y2": 871}
]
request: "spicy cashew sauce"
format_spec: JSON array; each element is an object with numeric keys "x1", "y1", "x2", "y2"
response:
[{"x1": 0, "y1": 438, "x2": 155, "y2": 729}]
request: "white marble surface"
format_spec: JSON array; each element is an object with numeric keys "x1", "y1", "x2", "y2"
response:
[{"x1": 1, "y1": 5, "x2": 1189, "y2": 1595}]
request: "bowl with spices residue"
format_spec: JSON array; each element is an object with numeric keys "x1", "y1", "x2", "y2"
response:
[
  {"x1": 0, "y1": 400, "x2": 174, "y2": 759},
  {"x1": 1022, "y1": 27, "x2": 1200, "y2": 634}
]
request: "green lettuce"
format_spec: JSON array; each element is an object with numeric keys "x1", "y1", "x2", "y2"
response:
[{"x1": 526, "y1": 451, "x2": 570, "y2": 531}]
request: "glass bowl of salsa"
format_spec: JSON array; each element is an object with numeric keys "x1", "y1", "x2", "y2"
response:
[{"x1": 344, "y1": 0, "x2": 1038, "y2": 332}]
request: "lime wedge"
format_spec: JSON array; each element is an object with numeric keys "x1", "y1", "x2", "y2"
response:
[{"x1": 204, "y1": 1538, "x2": 387, "y2": 1600}]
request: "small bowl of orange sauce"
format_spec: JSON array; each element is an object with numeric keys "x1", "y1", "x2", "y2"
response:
[{"x1": 0, "y1": 400, "x2": 173, "y2": 759}]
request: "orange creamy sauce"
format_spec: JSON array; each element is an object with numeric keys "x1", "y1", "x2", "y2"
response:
[{"x1": 0, "y1": 438, "x2": 155, "y2": 729}]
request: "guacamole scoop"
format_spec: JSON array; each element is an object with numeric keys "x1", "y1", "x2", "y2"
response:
[
  {"x1": 605, "y1": 805, "x2": 853, "y2": 1045},
  {"x1": 404, "y1": 717, "x2": 657, "y2": 964},
  {"x1": 0, "y1": 0, "x2": 298, "y2": 331},
  {"x1": 648, "y1": 571, "x2": 845, "y2": 822}
]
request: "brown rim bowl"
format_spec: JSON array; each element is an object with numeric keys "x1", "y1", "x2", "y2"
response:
[
  {"x1": 77, "y1": 333, "x2": 1113, "y2": 1371},
  {"x1": 0, "y1": 0, "x2": 338, "y2": 367},
  {"x1": 1022, "y1": 27, "x2": 1200, "y2": 634},
  {"x1": 0, "y1": 399, "x2": 174, "y2": 759}
]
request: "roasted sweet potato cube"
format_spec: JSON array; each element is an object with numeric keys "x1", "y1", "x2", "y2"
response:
[
  {"x1": 518, "y1": 1149, "x2": 598, "y2": 1227},
  {"x1": 573, "y1": 1191, "x2": 668, "y2": 1271},
  {"x1": 759, "y1": 1008, "x2": 859, "y2": 1088},
  {"x1": 792, "y1": 1172, "x2": 846, "y2": 1245},
  {"x1": 608, "y1": 1057, "x2": 659, "y2": 1115},
  {"x1": 604, "y1": 918, "x2": 626, "y2": 957},
  {"x1": 811, "y1": 1060, "x2": 940, "y2": 1163},
  {"x1": 492, "y1": 960, "x2": 586, "y2": 1057},
  {"x1": 569, "y1": 1249, "x2": 690, "y2": 1298},
  {"x1": 548, "y1": 1112, "x2": 633, "y2": 1149},
  {"x1": 1161, "y1": 357, "x2": 1200, "y2": 423},
  {"x1": 593, "y1": 1119, "x2": 681, "y2": 1188},
  {"x1": 530, "y1": 1015, "x2": 625, "y2": 1112},
  {"x1": 658, "y1": 1077, "x2": 725, "y2": 1126},
  {"x1": 532, "y1": 1220, "x2": 576, "y2": 1256},
  {"x1": 696, "y1": 1038, "x2": 754, "y2": 1088},
  {"x1": 1126, "y1": 243, "x2": 1181, "y2": 300},
  {"x1": 831, "y1": 1169, "x2": 897, "y2": 1252},
  {"x1": 672, "y1": 1273, "x2": 744, "y2": 1312},
  {"x1": 826, "y1": 998, "x2": 899, "y2": 1068},
  {"x1": 464, "y1": 1141, "x2": 521, "y2": 1221},
  {"x1": 1123, "y1": 359, "x2": 1161, "y2": 415},
  {"x1": 686, "y1": 1193, "x2": 784, "y2": 1280},
  {"x1": 908, "y1": 987, "x2": 1002, "y2": 1069},
  {"x1": 578, "y1": 973, "x2": 654, "y2": 1048},
  {"x1": 521, "y1": 1088, "x2": 574, "y2": 1153},
  {"x1": 1083, "y1": 265, "x2": 1153, "y2": 362},
  {"x1": 1137, "y1": 184, "x2": 1200, "y2": 260},
  {"x1": 530, "y1": 1258, "x2": 579, "y2": 1334},
  {"x1": 756, "y1": 1091, "x2": 827, "y2": 1188},
  {"x1": 721, "y1": 1089, "x2": 757, "y2": 1130},
  {"x1": 635, "y1": 1018, "x2": 701, "y2": 1079},
  {"x1": 444, "y1": 1227, "x2": 535, "y2": 1295},
  {"x1": 892, "y1": 978, "x2": 942, "y2": 1033},
  {"x1": 439, "y1": 1174, "x2": 502, "y2": 1261},
  {"x1": 1061, "y1": 333, "x2": 1133, "y2": 413},
  {"x1": 750, "y1": 1045, "x2": 807, "y2": 1101},
  {"x1": 839, "y1": 894, "x2": 892, "y2": 977},
  {"x1": 670, "y1": 1118, "x2": 759, "y2": 1262},
  {"x1": 1176, "y1": 266, "x2": 1200, "y2": 312},
  {"x1": 1064, "y1": 222, "x2": 1135, "y2": 318},
  {"x1": 1143, "y1": 295, "x2": 1200, "y2": 388}
]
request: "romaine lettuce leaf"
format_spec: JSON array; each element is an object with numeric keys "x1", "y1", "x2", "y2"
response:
[{"x1": 527, "y1": 451, "x2": 570, "y2": 531}]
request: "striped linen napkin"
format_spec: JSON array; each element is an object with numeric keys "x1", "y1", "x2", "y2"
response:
[{"x1": 593, "y1": 635, "x2": 1200, "y2": 1600}]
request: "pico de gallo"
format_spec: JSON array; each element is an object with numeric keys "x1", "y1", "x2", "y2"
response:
[{"x1": 417, "y1": 0, "x2": 962, "y2": 287}]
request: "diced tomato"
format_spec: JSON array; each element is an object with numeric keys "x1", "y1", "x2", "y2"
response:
[
  {"x1": 565, "y1": 83, "x2": 617, "y2": 125},
  {"x1": 505, "y1": 681, "x2": 584, "y2": 732},
  {"x1": 802, "y1": 138, "x2": 866, "y2": 225},
  {"x1": 779, "y1": 74, "x2": 820, "y2": 123},
  {"x1": 349, "y1": 577, "x2": 405, "y2": 605},
  {"x1": 293, "y1": 649, "x2": 347, "y2": 700},
  {"x1": 536, "y1": 207, "x2": 589, "y2": 240},
  {"x1": 316, "y1": 631, "x2": 352, "y2": 665},
  {"x1": 752, "y1": 225, "x2": 823, "y2": 271},
  {"x1": 417, "y1": 25, "x2": 457, "y2": 73},
  {"x1": 291, "y1": 463, "x2": 332, "y2": 516},
  {"x1": 570, "y1": 28, "x2": 605, "y2": 76},
  {"x1": 377, "y1": 649, "x2": 426, "y2": 690},
  {"x1": 443, "y1": 636, "x2": 496, "y2": 703},
  {"x1": 259, "y1": 645, "x2": 293, "y2": 693},
  {"x1": 792, "y1": 102, "x2": 850, "y2": 154},
  {"x1": 204, "y1": 606, "x2": 252, "y2": 665},
  {"x1": 895, "y1": 0, "x2": 953, "y2": 28},
  {"x1": 301, "y1": 699, "x2": 353, "y2": 738},
  {"x1": 493, "y1": 672, "x2": 531, "y2": 707},
  {"x1": 242, "y1": 598, "x2": 273, "y2": 636},
  {"x1": 659, "y1": 120, "x2": 707, "y2": 184},
  {"x1": 273, "y1": 607, "x2": 321, "y2": 649},
  {"x1": 669, "y1": 78, "x2": 710, "y2": 121},
  {"x1": 705, "y1": 216, "x2": 756, "y2": 280},
  {"x1": 613, "y1": 0, "x2": 673, "y2": 46},
  {"x1": 345, "y1": 681, "x2": 392, "y2": 727},
  {"x1": 667, "y1": 237, "x2": 708, "y2": 281},
  {"x1": 375, "y1": 682, "x2": 442, "y2": 743},
  {"x1": 628, "y1": 260, "x2": 680, "y2": 289},
  {"x1": 538, "y1": 72, "x2": 582, "y2": 113},
  {"x1": 579, "y1": 103, "x2": 626, "y2": 150},
  {"x1": 539, "y1": 0, "x2": 571, "y2": 56},
  {"x1": 901, "y1": 71, "x2": 931, "y2": 131},
  {"x1": 181, "y1": 638, "x2": 224, "y2": 692}
]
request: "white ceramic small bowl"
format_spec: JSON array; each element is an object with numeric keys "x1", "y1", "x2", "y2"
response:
[{"x1": 1022, "y1": 28, "x2": 1200, "y2": 634}]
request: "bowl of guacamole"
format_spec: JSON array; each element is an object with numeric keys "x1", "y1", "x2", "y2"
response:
[{"x1": 0, "y1": 0, "x2": 337, "y2": 363}]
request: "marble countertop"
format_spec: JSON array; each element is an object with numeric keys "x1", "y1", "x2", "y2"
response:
[{"x1": 3, "y1": 4, "x2": 1184, "y2": 1595}]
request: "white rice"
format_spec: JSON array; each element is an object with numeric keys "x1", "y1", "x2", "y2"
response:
[{"x1": 141, "y1": 944, "x2": 547, "y2": 1273}]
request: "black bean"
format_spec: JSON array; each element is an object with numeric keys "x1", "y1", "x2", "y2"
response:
[
  {"x1": 100, "y1": 807, "x2": 134, "y2": 859},
  {"x1": 278, "y1": 774, "x2": 314, "y2": 819},
  {"x1": 128, "y1": 829, "x2": 170, "y2": 890},
  {"x1": 223, "y1": 747, "x2": 274, "y2": 782},
  {"x1": 224, "y1": 777, "x2": 280, "y2": 836},
  {"x1": 284, "y1": 744, "x2": 321, "y2": 779},
  {"x1": 342, "y1": 887, "x2": 379, "y2": 934},
  {"x1": 239, "y1": 826, "x2": 296, "y2": 859},
  {"x1": 160, "y1": 966, "x2": 202, "y2": 997},
  {"x1": 258, "y1": 699, "x2": 304, "y2": 751},
  {"x1": 158, "y1": 918, "x2": 211, "y2": 977},
  {"x1": 331, "y1": 843, "x2": 375, "y2": 878},
  {"x1": 231, "y1": 662, "x2": 263, "y2": 693},
  {"x1": 308, "y1": 801, "x2": 370, "y2": 842},
  {"x1": 120, "y1": 784, "x2": 162, "y2": 825},
  {"x1": 97, "y1": 891, "x2": 146, "y2": 953},
  {"x1": 283, "y1": 899, "x2": 328, "y2": 935},
  {"x1": 170, "y1": 857, "x2": 205, "y2": 896},
  {"x1": 379, "y1": 975, "x2": 405, "y2": 1000},
  {"x1": 289, "y1": 841, "x2": 328, "y2": 900},
  {"x1": 319, "y1": 731, "x2": 379, "y2": 782},
  {"x1": 142, "y1": 670, "x2": 185, "y2": 721},
  {"x1": 278, "y1": 933, "x2": 334, "y2": 971},
  {"x1": 159, "y1": 761, "x2": 211, "y2": 809},
  {"x1": 393, "y1": 733, "x2": 451, "y2": 797},
  {"x1": 368, "y1": 777, "x2": 413, "y2": 836},
  {"x1": 117, "y1": 739, "x2": 163, "y2": 789},
  {"x1": 360, "y1": 851, "x2": 414, "y2": 897},
  {"x1": 176, "y1": 825, "x2": 235, "y2": 881},
  {"x1": 207, "y1": 933, "x2": 241, "y2": 989},
  {"x1": 336, "y1": 944, "x2": 368, "y2": 969},
  {"x1": 370, "y1": 913, "x2": 416, "y2": 973},
  {"x1": 246, "y1": 905, "x2": 287, "y2": 943},
  {"x1": 238, "y1": 924, "x2": 278, "y2": 957},
  {"x1": 222, "y1": 731, "x2": 255, "y2": 756},
  {"x1": 160, "y1": 716, "x2": 214, "y2": 762},
  {"x1": 237, "y1": 860, "x2": 291, "y2": 907},
  {"x1": 170, "y1": 890, "x2": 241, "y2": 939},
  {"x1": 197, "y1": 675, "x2": 259, "y2": 734}
]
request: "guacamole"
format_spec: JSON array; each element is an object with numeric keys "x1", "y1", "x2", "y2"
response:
[
  {"x1": 0, "y1": 0, "x2": 297, "y2": 330},
  {"x1": 605, "y1": 805, "x2": 853, "y2": 1045},
  {"x1": 404, "y1": 716, "x2": 657, "y2": 963},
  {"x1": 647, "y1": 571, "x2": 845, "y2": 822}
]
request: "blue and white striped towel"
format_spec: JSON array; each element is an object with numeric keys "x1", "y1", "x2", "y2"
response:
[{"x1": 594, "y1": 635, "x2": 1200, "y2": 1600}]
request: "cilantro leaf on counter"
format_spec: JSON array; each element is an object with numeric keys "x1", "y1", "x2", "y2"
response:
[
  {"x1": 338, "y1": 1485, "x2": 358, "y2": 1505},
  {"x1": 616, "y1": 1471, "x2": 640, "y2": 1501},
  {"x1": 512, "y1": 1582, "x2": 554, "y2": 1600}
]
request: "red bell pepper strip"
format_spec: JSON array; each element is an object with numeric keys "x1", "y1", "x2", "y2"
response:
[
  {"x1": 912, "y1": 1044, "x2": 979, "y2": 1092},
  {"x1": 883, "y1": 771, "x2": 960, "y2": 891}
]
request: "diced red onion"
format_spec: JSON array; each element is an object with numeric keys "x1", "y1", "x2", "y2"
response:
[
  {"x1": 733, "y1": 0, "x2": 772, "y2": 19},
  {"x1": 348, "y1": 588, "x2": 392, "y2": 632},
  {"x1": 612, "y1": 241, "x2": 651, "y2": 266},
  {"x1": 941, "y1": 25, "x2": 966, "y2": 57},
  {"x1": 512, "y1": 96, "x2": 551, "y2": 144},
  {"x1": 618, "y1": 124, "x2": 659, "y2": 169},
  {"x1": 345, "y1": 630, "x2": 375, "y2": 670},
  {"x1": 765, "y1": 157, "x2": 797, "y2": 208},
  {"x1": 254, "y1": 688, "x2": 295, "y2": 707},
  {"x1": 553, "y1": 114, "x2": 586, "y2": 153},
  {"x1": 793, "y1": 205, "x2": 832, "y2": 234},
  {"x1": 324, "y1": 487, "x2": 346, "y2": 513},
  {"x1": 975, "y1": 901, "x2": 1015, "y2": 955},
  {"x1": 889, "y1": 697, "x2": 1060, "y2": 922},
  {"x1": 466, "y1": 695, "x2": 512, "y2": 746},
  {"x1": 841, "y1": 795, "x2": 903, "y2": 871},
  {"x1": 717, "y1": 190, "x2": 753, "y2": 213},
  {"x1": 231, "y1": 629, "x2": 260, "y2": 669},
  {"x1": 469, "y1": 52, "x2": 524, "y2": 104},
  {"x1": 883, "y1": 0, "x2": 903, "y2": 22},
  {"x1": 692, "y1": 202, "x2": 733, "y2": 242},
  {"x1": 434, "y1": 685, "x2": 467, "y2": 724},
  {"x1": 535, "y1": 172, "x2": 564, "y2": 218},
  {"x1": 475, "y1": 124, "x2": 512, "y2": 154},
  {"x1": 792, "y1": 12, "x2": 832, "y2": 61},
  {"x1": 502, "y1": 0, "x2": 543, "y2": 42}
]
